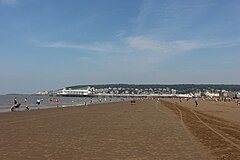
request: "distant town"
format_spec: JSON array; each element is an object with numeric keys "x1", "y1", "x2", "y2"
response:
[{"x1": 34, "y1": 84, "x2": 240, "y2": 100}]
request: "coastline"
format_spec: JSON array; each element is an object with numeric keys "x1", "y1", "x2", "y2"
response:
[{"x1": 0, "y1": 95, "x2": 127, "y2": 113}]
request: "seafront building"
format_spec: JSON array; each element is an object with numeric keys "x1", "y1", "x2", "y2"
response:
[
  {"x1": 43, "y1": 85, "x2": 240, "y2": 100},
  {"x1": 55, "y1": 87, "x2": 192, "y2": 98},
  {"x1": 237, "y1": 92, "x2": 240, "y2": 99},
  {"x1": 57, "y1": 87, "x2": 94, "y2": 96},
  {"x1": 34, "y1": 91, "x2": 49, "y2": 95},
  {"x1": 204, "y1": 91, "x2": 220, "y2": 98}
]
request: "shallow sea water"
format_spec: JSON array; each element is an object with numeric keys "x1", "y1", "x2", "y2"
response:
[{"x1": 0, "y1": 95, "x2": 127, "y2": 113}]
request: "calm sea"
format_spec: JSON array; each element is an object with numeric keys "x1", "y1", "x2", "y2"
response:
[{"x1": 0, "y1": 95, "x2": 126, "y2": 113}]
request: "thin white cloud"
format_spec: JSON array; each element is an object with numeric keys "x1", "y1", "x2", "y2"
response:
[
  {"x1": 126, "y1": 36, "x2": 200, "y2": 54},
  {"x1": 134, "y1": 0, "x2": 215, "y2": 38},
  {"x1": 125, "y1": 36, "x2": 240, "y2": 55},
  {"x1": 43, "y1": 38, "x2": 195, "y2": 56},
  {"x1": 0, "y1": 0, "x2": 17, "y2": 6},
  {"x1": 135, "y1": 0, "x2": 154, "y2": 33},
  {"x1": 116, "y1": 30, "x2": 126, "y2": 38},
  {"x1": 43, "y1": 41, "x2": 119, "y2": 53},
  {"x1": 40, "y1": 36, "x2": 240, "y2": 56}
]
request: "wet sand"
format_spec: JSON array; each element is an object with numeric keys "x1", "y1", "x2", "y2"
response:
[{"x1": 0, "y1": 99, "x2": 239, "y2": 159}]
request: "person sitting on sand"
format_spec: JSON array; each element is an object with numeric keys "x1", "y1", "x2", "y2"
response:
[{"x1": 131, "y1": 99, "x2": 136, "y2": 105}]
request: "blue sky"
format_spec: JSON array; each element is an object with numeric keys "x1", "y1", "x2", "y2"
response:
[{"x1": 0, "y1": 0, "x2": 240, "y2": 94}]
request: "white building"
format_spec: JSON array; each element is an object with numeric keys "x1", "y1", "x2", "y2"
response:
[
  {"x1": 194, "y1": 92, "x2": 201, "y2": 98},
  {"x1": 35, "y1": 91, "x2": 49, "y2": 95},
  {"x1": 236, "y1": 92, "x2": 240, "y2": 99},
  {"x1": 171, "y1": 89, "x2": 177, "y2": 94},
  {"x1": 57, "y1": 87, "x2": 94, "y2": 96},
  {"x1": 204, "y1": 91, "x2": 220, "y2": 98}
]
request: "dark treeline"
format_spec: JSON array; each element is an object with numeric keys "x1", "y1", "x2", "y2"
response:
[{"x1": 67, "y1": 84, "x2": 240, "y2": 92}]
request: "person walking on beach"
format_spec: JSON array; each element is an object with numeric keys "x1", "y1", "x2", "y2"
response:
[
  {"x1": 24, "y1": 98, "x2": 29, "y2": 110},
  {"x1": 36, "y1": 98, "x2": 41, "y2": 109},
  {"x1": 195, "y1": 97, "x2": 199, "y2": 107}
]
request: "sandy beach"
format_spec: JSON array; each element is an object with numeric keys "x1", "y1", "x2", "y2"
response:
[{"x1": 0, "y1": 99, "x2": 240, "y2": 159}]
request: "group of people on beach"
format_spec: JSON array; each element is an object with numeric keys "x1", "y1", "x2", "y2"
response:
[
  {"x1": 178, "y1": 96, "x2": 240, "y2": 107},
  {"x1": 10, "y1": 97, "x2": 60, "y2": 112},
  {"x1": 10, "y1": 97, "x2": 34, "y2": 111}
]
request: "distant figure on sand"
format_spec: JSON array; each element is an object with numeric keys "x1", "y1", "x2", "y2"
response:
[
  {"x1": 131, "y1": 99, "x2": 136, "y2": 105},
  {"x1": 48, "y1": 98, "x2": 52, "y2": 103},
  {"x1": 55, "y1": 98, "x2": 59, "y2": 109},
  {"x1": 24, "y1": 98, "x2": 29, "y2": 110},
  {"x1": 10, "y1": 97, "x2": 21, "y2": 111},
  {"x1": 195, "y1": 98, "x2": 199, "y2": 107},
  {"x1": 36, "y1": 98, "x2": 41, "y2": 109}
]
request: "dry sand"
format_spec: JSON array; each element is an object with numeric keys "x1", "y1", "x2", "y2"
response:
[
  {"x1": 0, "y1": 99, "x2": 239, "y2": 159},
  {"x1": 162, "y1": 98, "x2": 240, "y2": 159}
]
